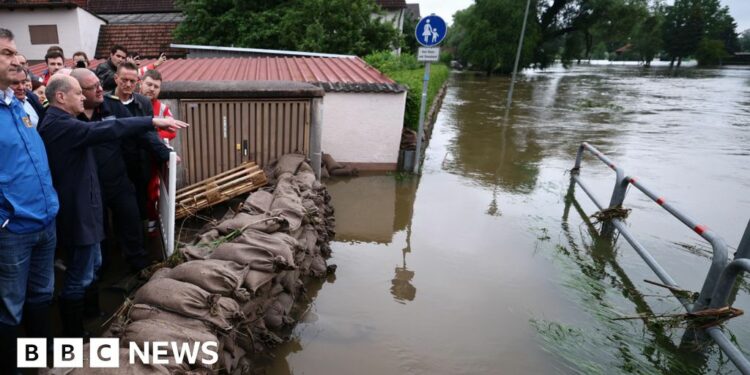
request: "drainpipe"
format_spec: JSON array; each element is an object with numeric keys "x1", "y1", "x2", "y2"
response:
[{"x1": 310, "y1": 97, "x2": 323, "y2": 180}]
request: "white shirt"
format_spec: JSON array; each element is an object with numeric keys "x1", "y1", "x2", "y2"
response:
[
  {"x1": 0, "y1": 87, "x2": 13, "y2": 106},
  {"x1": 21, "y1": 98, "x2": 39, "y2": 128}
]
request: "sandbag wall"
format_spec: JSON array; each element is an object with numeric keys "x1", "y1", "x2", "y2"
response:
[{"x1": 81, "y1": 154, "x2": 335, "y2": 374}]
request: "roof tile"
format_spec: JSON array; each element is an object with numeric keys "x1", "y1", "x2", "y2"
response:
[{"x1": 94, "y1": 23, "x2": 185, "y2": 58}]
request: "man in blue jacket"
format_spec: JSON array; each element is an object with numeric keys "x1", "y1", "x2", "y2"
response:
[
  {"x1": 37, "y1": 74, "x2": 187, "y2": 337},
  {"x1": 0, "y1": 28, "x2": 59, "y2": 374}
]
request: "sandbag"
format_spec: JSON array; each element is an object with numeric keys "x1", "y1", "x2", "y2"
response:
[
  {"x1": 244, "y1": 270, "x2": 276, "y2": 292},
  {"x1": 273, "y1": 153, "x2": 306, "y2": 177},
  {"x1": 133, "y1": 278, "x2": 244, "y2": 331},
  {"x1": 121, "y1": 319, "x2": 219, "y2": 371},
  {"x1": 128, "y1": 304, "x2": 211, "y2": 333},
  {"x1": 321, "y1": 153, "x2": 343, "y2": 171},
  {"x1": 215, "y1": 212, "x2": 286, "y2": 234},
  {"x1": 181, "y1": 245, "x2": 213, "y2": 261},
  {"x1": 209, "y1": 242, "x2": 289, "y2": 273},
  {"x1": 230, "y1": 229, "x2": 298, "y2": 266},
  {"x1": 243, "y1": 190, "x2": 274, "y2": 214},
  {"x1": 167, "y1": 260, "x2": 250, "y2": 301},
  {"x1": 269, "y1": 177, "x2": 305, "y2": 231},
  {"x1": 69, "y1": 345, "x2": 170, "y2": 375}
]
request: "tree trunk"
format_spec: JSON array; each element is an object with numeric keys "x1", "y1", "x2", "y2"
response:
[
  {"x1": 677, "y1": 56, "x2": 682, "y2": 68},
  {"x1": 669, "y1": 57, "x2": 675, "y2": 68}
]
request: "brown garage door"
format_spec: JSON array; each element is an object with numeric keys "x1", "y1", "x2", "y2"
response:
[{"x1": 179, "y1": 99, "x2": 311, "y2": 185}]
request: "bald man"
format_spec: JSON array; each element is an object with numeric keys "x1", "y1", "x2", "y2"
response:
[{"x1": 37, "y1": 74, "x2": 188, "y2": 337}]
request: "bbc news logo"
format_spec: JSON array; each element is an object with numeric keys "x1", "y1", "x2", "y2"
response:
[{"x1": 17, "y1": 338, "x2": 219, "y2": 368}]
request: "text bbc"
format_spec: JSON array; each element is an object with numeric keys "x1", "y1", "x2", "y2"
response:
[{"x1": 18, "y1": 338, "x2": 219, "y2": 368}]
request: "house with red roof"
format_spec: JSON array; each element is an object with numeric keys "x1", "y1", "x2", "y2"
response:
[{"x1": 0, "y1": 1, "x2": 106, "y2": 61}]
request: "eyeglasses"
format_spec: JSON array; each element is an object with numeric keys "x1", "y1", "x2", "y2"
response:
[{"x1": 82, "y1": 83, "x2": 102, "y2": 91}]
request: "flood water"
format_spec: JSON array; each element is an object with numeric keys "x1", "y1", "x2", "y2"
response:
[{"x1": 265, "y1": 63, "x2": 750, "y2": 374}]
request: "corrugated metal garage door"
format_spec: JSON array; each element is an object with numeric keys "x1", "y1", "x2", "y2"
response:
[{"x1": 180, "y1": 99, "x2": 311, "y2": 185}]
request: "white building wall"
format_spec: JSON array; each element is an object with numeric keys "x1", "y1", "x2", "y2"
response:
[
  {"x1": 322, "y1": 92, "x2": 407, "y2": 169},
  {"x1": 76, "y1": 8, "x2": 106, "y2": 59},
  {"x1": 0, "y1": 8, "x2": 104, "y2": 60}
]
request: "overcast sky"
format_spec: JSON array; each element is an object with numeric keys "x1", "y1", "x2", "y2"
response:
[{"x1": 413, "y1": 0, "x2": 750, "y2": 32}]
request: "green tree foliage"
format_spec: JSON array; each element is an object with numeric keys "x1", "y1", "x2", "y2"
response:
[
  {"x1": 740, "y1": 30, "x2": 750, "y2": 52},
  {"x1": 632, "y1": 10, "x2": 664, "y2": 66},
  {"x1": 174, "y1": 0, "x2": 400, "y2": 56},
  {"x1": 695, "y1": 38, "x2": 728, "y2": 65},
  {"x1": 662, "y1": 0, "x2": 739, "y2": 66},
  {"x1": 449, "y1": 1, "x2": 540, "y2": 75}
]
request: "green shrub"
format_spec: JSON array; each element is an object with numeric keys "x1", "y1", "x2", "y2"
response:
[
  {"x1": 388, "y1": 65, "x2": 449, "y2": 131},
  {"x1": 364, "y1": 51, "x2": 450, "y2": 131},
  {"x1": 696, "y1": 38, "x2": 728, "y2": 66}
]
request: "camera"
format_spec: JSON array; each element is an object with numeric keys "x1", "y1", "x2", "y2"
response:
[{"x1": 75, "y1": 60, "x2": 86, "y2": 68}]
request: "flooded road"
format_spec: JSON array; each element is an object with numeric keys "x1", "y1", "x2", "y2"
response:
[{"x1": 265, "y1": 63, "x2": 750, "y2": 374}]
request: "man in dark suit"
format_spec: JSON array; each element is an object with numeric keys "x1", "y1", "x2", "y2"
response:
[
  {"x1": 37, "y1": 74, "x2": 187, "y2": 337},
  {"x1": 9, "y1": 67, "x2": 44, "y2": 127},
  {"x1": 72, "y1": 68, "x2": 152, "y2": 274}
]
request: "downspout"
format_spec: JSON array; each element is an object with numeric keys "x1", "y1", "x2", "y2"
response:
[{"x1": 310, "y1": 97, "x2": 323, "y2": 180}]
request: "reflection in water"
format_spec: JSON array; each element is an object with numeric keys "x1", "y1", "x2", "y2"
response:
[
  {"x1": 391, "y1": 249, "x2": 416, "y2": 303},
  {"x1": 267, "y1": 65, "x2": 750, "y2": 375}
]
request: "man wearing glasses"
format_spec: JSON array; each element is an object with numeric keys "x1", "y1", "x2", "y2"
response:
[{"x1": 0, "y1": 28, "x2": 59, "y2": 374}]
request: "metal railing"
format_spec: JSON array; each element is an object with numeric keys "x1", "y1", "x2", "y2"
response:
[{"x1": 569, "y1": 141, "x2": 750, "y2": 374}]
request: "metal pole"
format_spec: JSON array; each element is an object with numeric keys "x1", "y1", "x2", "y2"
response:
[
  {"x1": 310, "y1": 97, "x2": 323, "y2": 180},
  {"x1": 413, "y1": 62, "x2": 431, "y2": 174},
  {"x1": 506, "y1": 0, "x2": 532, "y2": 110},
  {"x1": 735, "y1": 219, "x2": 750, "y2": 259}
]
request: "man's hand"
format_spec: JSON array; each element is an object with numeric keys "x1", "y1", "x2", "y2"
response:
[
  {"x1": 153, "y1": 117, "x2": 189, "y2": 132},
  {"x1": 155, "y1": 53, "x2": 167, "y2": 67}
]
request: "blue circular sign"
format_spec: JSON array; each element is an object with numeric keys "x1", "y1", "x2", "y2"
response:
[{"x1": 415, "y1": 15, "x2": 447, "y2": 47}]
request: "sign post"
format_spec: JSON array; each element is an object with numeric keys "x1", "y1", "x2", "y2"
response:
[{"x1": 413, "y1": 14, "x2": 446, "y2": 174}]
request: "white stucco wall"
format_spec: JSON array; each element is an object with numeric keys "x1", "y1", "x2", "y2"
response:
[
  {"x1": 321, "y1": 91, "x2": 407, "y2": 168},
  {"x1": 0, "y1": 7, "x2": 104, "y2": 60}
]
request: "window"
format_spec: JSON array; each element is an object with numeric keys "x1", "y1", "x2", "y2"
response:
[{"x1": 29, "y1": 25, "x2": 59, "y2": 45}]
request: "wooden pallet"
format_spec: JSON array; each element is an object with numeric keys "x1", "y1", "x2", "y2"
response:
[{"x1": 175, "y1": 162, "x2": 267, "y2": 219}]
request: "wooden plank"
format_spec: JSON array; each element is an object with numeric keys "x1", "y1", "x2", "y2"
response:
[{"x1": 175, "y1": 162, "x2": 267, "y2": 219}]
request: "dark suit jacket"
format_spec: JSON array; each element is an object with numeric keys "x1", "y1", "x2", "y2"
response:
[
  {"x1": 77, "y1": 96, "x2": 137, "y2": 201},
  {"x1": 37, "y1": 106, "x2": 154, "y2": 247}
]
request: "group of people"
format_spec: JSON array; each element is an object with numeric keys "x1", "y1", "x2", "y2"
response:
[{"x1": 0, "y1": 28, "x2": 188, "y2": 373}]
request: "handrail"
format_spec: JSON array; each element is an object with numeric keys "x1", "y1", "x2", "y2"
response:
[
  {"x1": 573, "y1": 142, "x2": 729, "y2": 309},
  {"x1": 570, "y1": 142, "x2": 748, "y2": 374}
]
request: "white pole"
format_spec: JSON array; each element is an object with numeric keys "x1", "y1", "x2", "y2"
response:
[
  {"x1": 413, "y1": 62, "x2": 431, "y2": 174},
  {"x1": 506, "y1": 0, "x2": 532, "y2": 111}
]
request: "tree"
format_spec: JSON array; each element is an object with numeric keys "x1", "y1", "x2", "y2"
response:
[
  {"x1": 174, "y1": 0, "x2": 400, "y2": 56},
  {"x1": 662, "y1": 0, "x2": 739, "y2": 67},
  {"x1": 632, "y1": 9, "x2": 664, "y2": 66},
  {"x1": 740, "y1": 30, "x2": 750, "y2": 52},
  {"x1": 448, "y1": 0, "x2": 540, "y2": 75}
]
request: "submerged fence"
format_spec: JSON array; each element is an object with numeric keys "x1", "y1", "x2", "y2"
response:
[{"x1": 568, "y1": 142, "x2": 750, "y2": 374}]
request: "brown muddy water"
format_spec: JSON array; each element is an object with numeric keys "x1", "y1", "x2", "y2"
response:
[{"x1": 262, "y1": 63, "x2": 750, "y2": 374}]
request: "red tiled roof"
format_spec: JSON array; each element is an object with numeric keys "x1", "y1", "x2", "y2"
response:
[
  {"x1": 95, "y1": 23, "x2": 185, "y2": 59},
  {"x1": 86, "y1": 0, "x2": 177, "y2": 14},
  {"x1": 30, "y1": 56, "x2": 404, "y2": 93},
  {"x1": 375, "y1": 0, "x2": 407, "y2": 9}
]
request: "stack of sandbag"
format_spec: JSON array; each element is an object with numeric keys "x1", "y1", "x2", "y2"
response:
[
  {"x1": 69, "y1": 154, "x2": 335, "y2": 375},
  {"x1": 321, "y1": 152, "x2": 358, "y2": 178}
]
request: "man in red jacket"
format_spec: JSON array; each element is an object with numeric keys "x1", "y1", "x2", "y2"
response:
[{"x1": 139, "y1": 69, "x2": 177, "y2": 234}]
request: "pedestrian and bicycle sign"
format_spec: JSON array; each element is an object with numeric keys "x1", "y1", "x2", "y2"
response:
[
  {"x1": 412, "y1": 14, "x2": 447, "y2": 174},
  {"x1": 415, "y1": 15, "x2": 447, "y2": 47}
]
